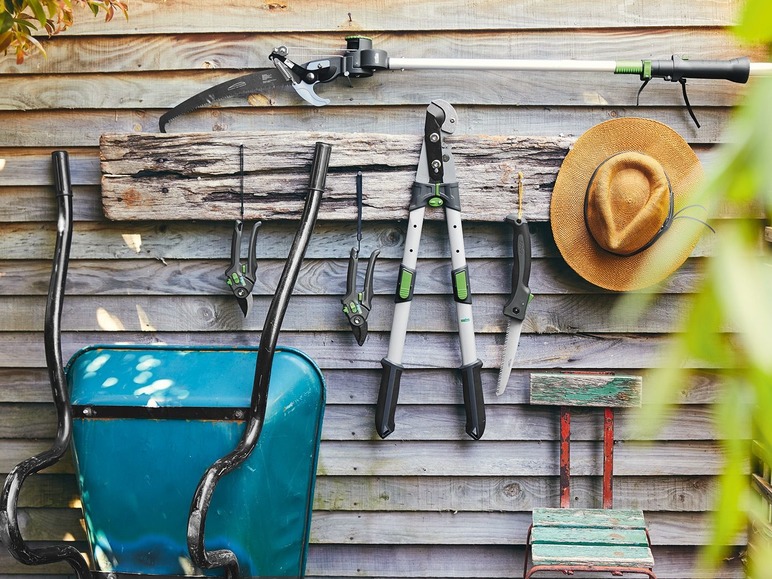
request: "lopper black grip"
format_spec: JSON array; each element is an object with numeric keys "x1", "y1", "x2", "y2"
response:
[
  {"x1": 460, "y1": 358, "x2": 485, "y2": 440},
  {"x1": 376, "y1": 358, "x2": 403, "y2": 438},
  {"x1": 651, "y1": 55, "x2": 750, "y2": 84}
]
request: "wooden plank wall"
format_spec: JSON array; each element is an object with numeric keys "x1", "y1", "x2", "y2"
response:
[{"x1": 0, "y1": 1, "x2": 765, "y2": 577}]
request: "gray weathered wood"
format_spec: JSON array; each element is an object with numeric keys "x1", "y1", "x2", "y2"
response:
[
  {"x1": 0, "y1": 331, "x2": 732, "y2": 370},
  {"x1": 1, "y1": 402, "x2": 724, "y2": 441},
  {"x1": 530, "y1": 373, "x2": 643, "y2": 407},
  {"x1": 99, "y1": 130, "x2": 571, "y2": 221},
  {"x1": 2, "y1": 30, "x2": 759, "y2": 76}
]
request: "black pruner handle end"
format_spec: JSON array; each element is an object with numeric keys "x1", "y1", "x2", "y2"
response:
[
  {"x1": 51, "y1": 151, "x2": 72, "y2": 197},
  {"x1": 460, "y1": 358, "x2": 485, "y2": 440},
  {"x1": 376, "y1": 358, "x2": 404, "y2": 439}
]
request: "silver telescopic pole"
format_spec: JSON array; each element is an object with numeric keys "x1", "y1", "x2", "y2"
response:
[
  {"x1": 388, "y1": 57, "x2": 772, "y2": 76},
  {"x1": 388, "y1": 57, "x2": 617, "y2": 73}
]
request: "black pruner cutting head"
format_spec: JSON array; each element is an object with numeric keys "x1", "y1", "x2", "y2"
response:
[
  {"x1": 341, "y1": 246, "x2": 380, "y2": 345},
  {"x1": 225, "y1": 219, "x2": 262, "y2": 317}
]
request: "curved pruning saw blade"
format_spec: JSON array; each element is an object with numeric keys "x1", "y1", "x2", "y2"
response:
[{"x1": 159, "y1": 68, "x2": 289, "y2": 132}]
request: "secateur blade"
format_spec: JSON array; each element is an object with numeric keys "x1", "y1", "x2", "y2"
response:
[
  {"x1": 225, "y1": 219, "x2": 261, "y2": 317},
  {"x1": 342, "y1": 246, "x2": 380, "y2": 345}
]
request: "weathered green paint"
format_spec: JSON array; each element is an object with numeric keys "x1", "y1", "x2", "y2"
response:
[
  {"x1": 529, "y1": 507, "x2": 654, "y2": 569},
  {"x1": 532, "y1": 526, "x2": 650, "y2": 547},
  {"x1": 531, "y1": 543, "x2": 655, "y2": 567},
  {"x1": 530, "y1": 373, "x2": 643, "y2": 407},
  {"x1": 532, "y1": 507, "x2": 647, "y2": 529}
]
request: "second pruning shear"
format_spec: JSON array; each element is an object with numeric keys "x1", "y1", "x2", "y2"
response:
[
  {"x1": 225, "y1": 219, "x2": 262, "y2": 317},
  {"x1": 342, "y1": 171, "x2": 380, "y2": 346}
]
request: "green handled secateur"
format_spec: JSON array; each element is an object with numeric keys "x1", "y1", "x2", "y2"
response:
[
  {"x1": 160, "y1": 36, "x2": 772, "y2": 132},
  {"x1": 376, "y1": 100, "x2": 485, "y2": 440}
]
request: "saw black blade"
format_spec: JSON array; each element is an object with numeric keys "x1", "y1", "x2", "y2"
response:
[{"x1": 159, "y1": 67, "x2": 288, "y2": 132}]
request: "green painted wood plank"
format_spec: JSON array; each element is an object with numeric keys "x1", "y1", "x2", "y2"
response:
[
  {"x1": 532, "y1": 526, "x2": 650, "y2": 547},
  {"x1": 530, "y1": 373, "x2": 643, "y2": 407},
  {"x1": 531, "y1": 543, "x2": 655, "y2": 567},
  {"x1": 533, "y1": 508, "x2": 647, "y2": 529}
]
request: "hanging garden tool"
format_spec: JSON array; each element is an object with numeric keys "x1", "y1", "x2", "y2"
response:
[
  {"x1": 159, "y1": 36, "x2": 772, "y2": 132},
  {"x1": 225, "y1": 144, "x2": 262, "y2": 317},
  {"x1": 341, "y1": 171, "x2": 380, "y2": 346},
  {"x1": 496, "y1": 172, "x2": 533, "y2": 396},
  {"x1": 376, "y1": 100, "x2": 485, "y2": 440}
]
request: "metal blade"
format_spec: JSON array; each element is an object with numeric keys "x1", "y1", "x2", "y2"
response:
[
  {"x1": 237, "y1": 293, "x2": 253, "y2": 318},
  {"x1": 496, "y1": 319, "x2": 523, "y2": 395},
  {"x1": 159, "y1": 68, "x2": 289, "y2": 132}
]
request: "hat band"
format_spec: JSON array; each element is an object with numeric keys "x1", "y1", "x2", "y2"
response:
[{"x1": 583, "y1": 152, "x2": 675, "y2": 257}]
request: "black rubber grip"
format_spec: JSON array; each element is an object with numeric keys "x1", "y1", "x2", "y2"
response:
[
  {"x1": 308, "y1": 141, "x2": 333, "y2": 192},
  {"x1": 51, "y1": 151, "x2": 72, "y2": 197},
  {"x1": 376, "y1": 358, "x2": 403, "y2": 438},
  {"x1": 460, "y1": 358, "x2": 485, "y2": 440},
  {"x1": 651, "y1": 56, "x2": 750, "y2": 84}
]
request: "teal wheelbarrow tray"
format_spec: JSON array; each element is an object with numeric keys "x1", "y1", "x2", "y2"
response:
[{"x1": 1, "y1": 143, "x2": 332, "y2": 579}]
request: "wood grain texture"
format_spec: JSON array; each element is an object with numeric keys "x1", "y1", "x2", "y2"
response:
[
  {"x1": 4, "y1": 30, "x2": 761, "y2": 76},
  {"x1": 11, "y1": 0, "x2": 740, "y2": 36},
  {"x1": 0, "y1": 2, "x2": 755, "y2": 578},
  {"x1": 99, "y1": 130, "x2": 570, "y2": 221}
]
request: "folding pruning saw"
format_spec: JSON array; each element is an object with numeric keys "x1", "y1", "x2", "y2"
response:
[
  {"x1": 496, "y1": 214, "x2": 532, "y2": 395},
  {"x1": 159, "y1": 36, "x2": 771, "y2": 132}
]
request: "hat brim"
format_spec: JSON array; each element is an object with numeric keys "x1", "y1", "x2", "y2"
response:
[{"x1": 550, "y1": 118, "x2": 705, "y2": 291}]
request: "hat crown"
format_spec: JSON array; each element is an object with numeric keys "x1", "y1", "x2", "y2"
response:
[{"x1": 585, "y1": 151, "x2": 672, "y2": 256}]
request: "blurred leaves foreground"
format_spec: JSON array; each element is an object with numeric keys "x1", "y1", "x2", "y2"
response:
[{"x1": 629, "y1": 0, "x2": 772, "y2": 576}]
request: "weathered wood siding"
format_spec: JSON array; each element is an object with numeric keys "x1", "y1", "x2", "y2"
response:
[{"x1": 0, "y1": 1, "x2": 765, "y2": 577}]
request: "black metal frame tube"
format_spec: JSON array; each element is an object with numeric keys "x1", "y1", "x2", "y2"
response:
[
  {"x1": 0, "y1": 152, "x2": 92, "y2": 578},
  {"x1": 187, "y1": 142, "x2": 332, "y2": 578}
]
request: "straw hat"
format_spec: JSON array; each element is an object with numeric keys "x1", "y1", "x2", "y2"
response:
[{"x1": 550, "y1": 118, "x2": 705, "y2": 291}]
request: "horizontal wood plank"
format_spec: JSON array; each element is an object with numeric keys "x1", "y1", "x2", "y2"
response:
[
  {"x1": 0, "y1": 293, "x2": 726, "y2": 334},
  {"x1": 0, "y1": 367, "x2": 725, "y2": 405},
  {"x1": 14, "y1": 0, "x2": 741, "y2": 36},
  {"x1": 0, "y1": 331, "x2": 734, "y2": 370},
  {"x1": 0, "y1": 68, "x2": 751, "y2": 113},
  {"x1": 533, "y1": 507, "x2": 646, "y2": 528},
  {"x1": 0, "y1": 439, "x2": 732, "y2": 477},
  {"x1": 0, "y1": 402, "x2": 724, "y2": 441},
  {"x1": 531, "y1": 543, "x2": 654, "y2": 567},
  {"x1": 6, "y1": 508, "x2": 742, "y2": 546},
  {"x1": 2, "y1": 29, "x2": 761, "y2": 76},
  {"x1": 0, "y1": 544, "x2": 745, "y2": 577},
  {"x1": 0, "y1": 257, "x2": 707, "y2": 298},
  {"x1": 0, "y1": 107, "x2": 747, "y2": 148}
]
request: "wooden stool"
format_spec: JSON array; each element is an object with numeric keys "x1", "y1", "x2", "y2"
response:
[{"x1": 523, "y1": 373, "x2": 656, "y2": 579}]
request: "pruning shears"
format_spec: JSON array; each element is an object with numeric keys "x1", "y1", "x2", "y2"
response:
[
  {"x1": 376, "y1": 100, "x2": 485, "y2": 440},
  {"x1": 225, "y1": 219, "x2": 261, "y2": 317},
  {"x1": 341, "y1": 171, "x2": 380, "y2": 346}
]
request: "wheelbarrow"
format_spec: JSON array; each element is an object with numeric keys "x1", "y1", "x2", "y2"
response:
[{"x1": 1, "y1": 143, "x2": 332, "y2": 578}]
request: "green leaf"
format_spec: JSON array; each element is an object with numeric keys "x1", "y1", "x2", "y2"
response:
[
  {"x1": 736, "y1": 0, "x2": 772, "y2": 44},
  {"x1": 0, "y1": 9, "x2": 12, "y2": 33},
  {"x1": 28, "y1": 0, "x2": 47, "y2": 27}
]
